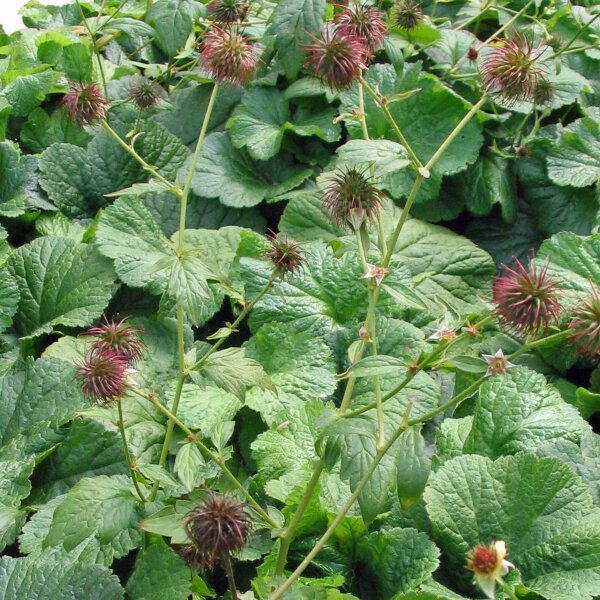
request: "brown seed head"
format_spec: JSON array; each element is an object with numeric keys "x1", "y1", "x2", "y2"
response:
[
  {"x1": 61, "y1": 80, "x2": 109, "y2": 127},
  {"x1": 84, "y1": 315, "x2": 145, "y2": 365},
  {"x1": 334, "y1": 2, "x2": 387, "y2": 59},
  {"x1": 76, "y1": 347, "x2": 132, "y2": 405},
  {"x1": 567, "y1": 281, "x2": 600, "y2": 360},
  {"x1": 262, "y1": 230, "x2": 307, "y2": 278}
]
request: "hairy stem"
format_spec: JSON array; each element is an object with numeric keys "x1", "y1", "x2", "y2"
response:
[
  {"x1": 117, "y1": 399, "x2": 147, "y2": 503},
  {"x1": 75, "y1": 0, "x2": 108, "y2": 99},
  {"x1": 223, "y1": 554, "x2": 239, "y2": 600}
]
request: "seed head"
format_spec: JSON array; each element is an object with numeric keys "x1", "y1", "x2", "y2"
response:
[
  {"x1": 394, "y1": 0, "x2": 423, "y2": 31},
  {"x1": 303, "y1": 26, "x2": 367, "y2": 91},
  {"x1": 467, "y1": 540, "x2": 514, "y2": 599},
  {"x1": 263, "y1": 230, "x2": 307, "y2": 278},
  {"x1": 76, "y1": 348, "x2": 133, "y2": 405},
  {"x1": 208, "y1": 0, "x2": 249, "y2": 23},
  {"x1": 334, "y1": 2, "x2": 387, "y2": 59},
  {"x1": 129, "y1": 77, "x2": 163, "y2": 110},
  {"x1": 493, "y1": 257, "x2": 562, "y2": 335},
  {"x1": 200, "y1": 26, "x2": 259, "y2": 87},
  {"x1": 532, "y1": 78, "x2": 554, "y2": 106},
  {"x1": 84, "y1": 315, "x2": 145, "y2": 365},
  {"x1": 321, "y1": 167, "x2": 384, "y2": 230},
  {"x1": 517, "y1": 145, "x2": 531, "y2": 159},
  {"x1": 567, "y1": 281, "x2": 600, "y2": 360},
  {"x1": 61, "y1": 81, "x2": 109, "y2": 127},
  {"x1": 184, "y1": 493, "x2": 250, "y2": 568},
  {"x1": 480, "y1": 34, "x2": 549, "y2": 105}
]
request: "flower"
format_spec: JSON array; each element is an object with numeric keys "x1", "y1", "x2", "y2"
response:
[
  {"x1": 208, "y1": 0, "x2": 249, "y2": 23},
  {"x1": 334, "y1": 2, "x2": 387, "y2": 59},
  {"x1": 363, "y1": 263, "x2": 389, "y2": 286},
  {"x1": 394, "y1": 0, "x2": 423, "y2": 31},
  {"x1": 76, "y1": 348, "x2": 134, "y2": 404},
  {"x1": 129, "y1": 77, "x2": 163, "y2": 110},
  {"x1": 200, "y1": 26, "x2": 259, "y2": 87},
  {"x1": 428, "y1": 326, "x2": 457, "y2": 342},
  {"x1": 482, "y1": 349, "x2": 515, "y2": 377},
  {"x1": 321, "y1": 167, "x2": 384, "y2": 230},
  {"x1": 480, "y1": 34, "x2": 549, "y2": 105},
  {"x1": 303, "y1": 26, "x2": 367, "y2": 91},
  {"x1": 493, "y1": 256, "x2": 562, "y2": 335},
  {"x1": 61, "y1": 80, "x2": 109, "y2": 127},
  {"x1": 567, "y1": 281, "x2": 600, "y2": 360},
  {"x1": 84, "y1": 315, "x2": 145, "y2": 364},
  {"x1": 184, "y1": 493, "x2": 250, "y2": 568},
  {"x1": 467, "y1": 540, "x2": 515, "y2": 599},
  {"x1": 262, "y1": 230, "x2": 307, "y2": 278}
]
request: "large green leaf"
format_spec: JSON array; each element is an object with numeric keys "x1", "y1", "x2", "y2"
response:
[
  {"x1": 0, "y1": 141, "x2": 42, "y2": 217},
  {"x1": 95, "y1": 197, "x2": 212, "y2": 325},
  {"x1": 464, "y1": 367, "x2": 590, "y2": 459},
  {"x1": 0, "y1": 67, "x2": 55, "y2": 117},
  {"x1": 424, "y1": 453, "x2": 600, "y2": 600},
  {"x1": 7, "y1": 236, "x2": 116, "y2": 338},
  {"x1": 146, "y1": 0, "x2": 202, "y2": 56},
  {"x1": 184, "y1": 132, "x2": 312, "y2": 208},
  {"x1": 244, "y1": 322, "x2": 337, "y2": 425},
  {"x1": 356, "y1": 528, "x2": 440, "y2": 599},
  {"x1": 43, "y1": 474, "x2": 142, "y2": 565},
  {"x1": 0, "y1": 547, "x2": 124, "y2": 600}
]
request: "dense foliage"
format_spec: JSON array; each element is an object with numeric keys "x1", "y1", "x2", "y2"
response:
[{"x1": 0, "y1": 0, "x2": 600, "y2": 599}]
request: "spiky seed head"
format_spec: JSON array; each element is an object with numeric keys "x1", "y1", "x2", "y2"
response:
[
  {"x1": 567, "y1": 282, "x2": 600, "y2": 360},
  {"x1": 480, "y1": 33, "x2": 549, "y2": 105},
  {"x1": 129, "y1": 77, "x2": 163, "y2": 110},
  {"x1": 493, "y1": 256, "x2": 562, "y2": 335},
  {"x1": 263, "y1": 230, "x2": 307, "y2": 278},
  {"x1": 208, "y1": 0, "x2": 249, "y2": 23},
  {"x1": 61, "y1": 81, "x2": 109, "y2": 127},
  {"x1": 532, "y1": 78, "x2": 554, "y2": 106},
  {"x1": 184, "y1": 493, "x2": 250, "y2": 568},
  {"x1": 467, "y1": 47, "x2": 479, "y2": 61},
  {"x1": 334, "y1": 2, "x2": 387, "y2": 59},
  {"x1": 546, "y1": 34, "x2": 563, "y2": 52},
  {"x1": 76, "y1": 348, "x2": 132, "y2": 405},
  {"x1": 303, "y1": 26, "x2": 367, "y2": 91},
  {"x1": 84, "y1": 315, "x2": 145, "y2": 365},
  {"x1": 394, "y1": 0, "x2": 423, "y2": 31},
  {"x1": 200, "y1": 26, "x2": 259, "y2": 87},
  {"x1": 322, "y1": 167, "x2": 384, "y2": 230}
]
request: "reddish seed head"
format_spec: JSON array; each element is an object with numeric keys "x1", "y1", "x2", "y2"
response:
[
  {"x1": 76, "y1": 348, "x2": 131, "y2": 405},
  {"x1": 394, "y1": 0, "x2": 423, "y2": 31},
  {"x1": 567, "y1": 281, "x2": 600, "y2": 360},
  {"x1": 263, "y1": 230, "x2": 307, "y2": 278},
  {"x1": 493, "y1": 256, "x2": 562, "y2": 335},
  {"x1": 303, "y1": 26, "x2": 367, "y2": 91},
  {"x1": 480, "y1": 33, "x2": 549, "y2": 105},
  {"x1": 200, "y1": 26, "x2": 259, "y2": 87},
  {"x1": 84, "y1": 315, "x2": 145, "y2": 365},
  {"x1": 321, "y1": 166, "x2": 384, "y2": 230},
  {"x1": 61, "y1": 81, "x2": 109, "y2": 127},
  {"x1": 333, "y1": 2, "x2": 387, "y2": 59},
  {"x1": 184, "y1": 493, "x2": 250, "y2": 568},
  {"x1": 207, "y1": 0, "x2": 249, "y2": 23}
]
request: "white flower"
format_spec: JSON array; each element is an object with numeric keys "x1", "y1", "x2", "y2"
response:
[
  {"x1": 363, "y1": 263, "x2": 389, "y2": 286},
  {"x1": 467, "y1": 540, "x2": 515, "y2": 599},
  {"x1": 428, "y1": 326, "x2": 457, "y2": 342},
  {"x1": 482, "y1": 349, "x2": 515, "y2": 377}
]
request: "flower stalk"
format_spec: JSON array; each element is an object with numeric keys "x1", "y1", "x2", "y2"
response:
[{"x1": 117, "y1": 398, "x2": 147, "y2": 504}]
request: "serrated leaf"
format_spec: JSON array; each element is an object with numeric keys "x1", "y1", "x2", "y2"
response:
[
  {"x1": 335, "y1": 139, "x2": 411, "y2": 178},
  {"x1": 126, "y1": 539, "x2": 191, "y2": 600},
  {"x1": 7, "y1": 236, "x2": 116, "y2": 338},
  {"x1": 424, "y1": 453, "x2": 600, "y2": 600},
  {"x1": 0, "y1": 67, "x2": 54, "y2": 117},
  {"x1": 0, "y1": 505, "x2": 26, "y2": 553},
  {"x1": 95, "y1": 197, "x2": 212, "y2": 325},
  {"x1": 338, "y1": 355, "x2": 406, "y2": 380},
  {"x1": 174, "y1": 442, "x2": 205, "y2": 492},
  {"x1": 0, "y1": 141, "x2": 41, "y2": 217},
  {"x1": 396, "y1": 426, "x2": 431, "y2": 510},
  {"x1": 146, "y1": 0, "x2": 202, "y2": 56},
  {"x1": 140, "y1": 502, "x2": 194, "y2": 544}
]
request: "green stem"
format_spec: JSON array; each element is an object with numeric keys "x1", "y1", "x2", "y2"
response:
[
  {"x1": 75, "y1": 0, "x2": 108, "y2": 99},
  {"x1": 187, "y1": 274, "x2": 276, "y2": 373},
  {"x1": 223, "y1": 553, "x2": 239, "y2": 600},
  {"x1": 178, "y1": 83, "x2": 219, "y2": 254},
  {"x1": 101, "y1": 121, "x2": 180, "y2": 193},
  {"x1": 135, "y1": 389, "x2": 278, "y2": 528},
  {"x1": 556, "y1": 12, "x2": 600, "y2": 57},
  {"x1": 117, "y1": 399, "x2": 147, "y2": 503},
  {"x1": 360, "y1": 78, "x2": 423, "y2": 169},
  {"x1": 497, "y1": 577, "x2": 520, "y2": 600},
  {"x1": 355, "y1": 228, "x2": 368, "y2": 273}
]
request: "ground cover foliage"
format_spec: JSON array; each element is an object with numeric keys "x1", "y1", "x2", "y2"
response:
[{"x1": 0, "y1": 0, "x2": 600, "y2": 599}]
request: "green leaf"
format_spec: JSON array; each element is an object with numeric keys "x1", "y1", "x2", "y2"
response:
[
  {"x1": 0, "y1": 505, "x2": 26, "y2": 553},
  {"x1": 0, "y1": 547, "x2": 124, "y2": 600},
  {"x1": 7, "y1": 236, "x2": 116, "y2": 338},
  {"x1": 0, "y1": 270, "x2": 18, "y2": 335},
  {"x1": 200, "y1": 347, "x2": 275, "y2": 402},
  {"x1": 0, "y1": 356, "x2": 86, "y2": 444},
  {"x1": 546, "y1": 108, "x2": 600, "y2": 187},
  {"x1": 288, "y1": 105, "x2": 341, "y2": 143},
  {"x1": 265, "y1": 0, "x2": 326, "y2": 79},
  {"x1": 95, "y1": 197, "x2": 212, "y2": 325},
  {"x1": 244, "y1": 322, "x2": 337, "y2": 425},
  {"x1": 174, "y1": 441, "x2": 205, "y2": 492},
  {"x1": 0, "y1": 141, "x2": 42, "y2": 217},
  {"x1": 185, "y1": 132, "x2": 312, "y2": 208},
  {"x1": 140, "y1": 501, "x2": 194, "y2": 544},
  {"x1": 339, "y1": 355, "x2": 406, "y2": 380},
  {"x1": 356, "y1": 528, "x2": 440, "y2": 599},
  {"x1": 335, "y1": 139, "x2": 412, "y2": 178},
  {"x1": 424, "y1": 453, "x2": 600, "y2": 600},
  {"x1": 464, "y1": 367, "x2": 590, "y2": 459},
  {"x1": 19, "y1": 495, "x2": 66, "y2": 555},
  {"x1": 146, "y1": 0, "x2": 201, "y2": 56},
  {"x1": 43, "y1": 474, "x2": 142, "y2": 565},
  {"x1": 228, "y1": 88, "x2": 290, "y2": 160},
  {"x1": 0, "y1": 67, "x2": 55, "y2": 117},
  {"x1": 396, "y1": 426, "x2": 431, "y2": 511},
  {"x1": 126, "y1": 539, "x2": 191, "y2": 600}
]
